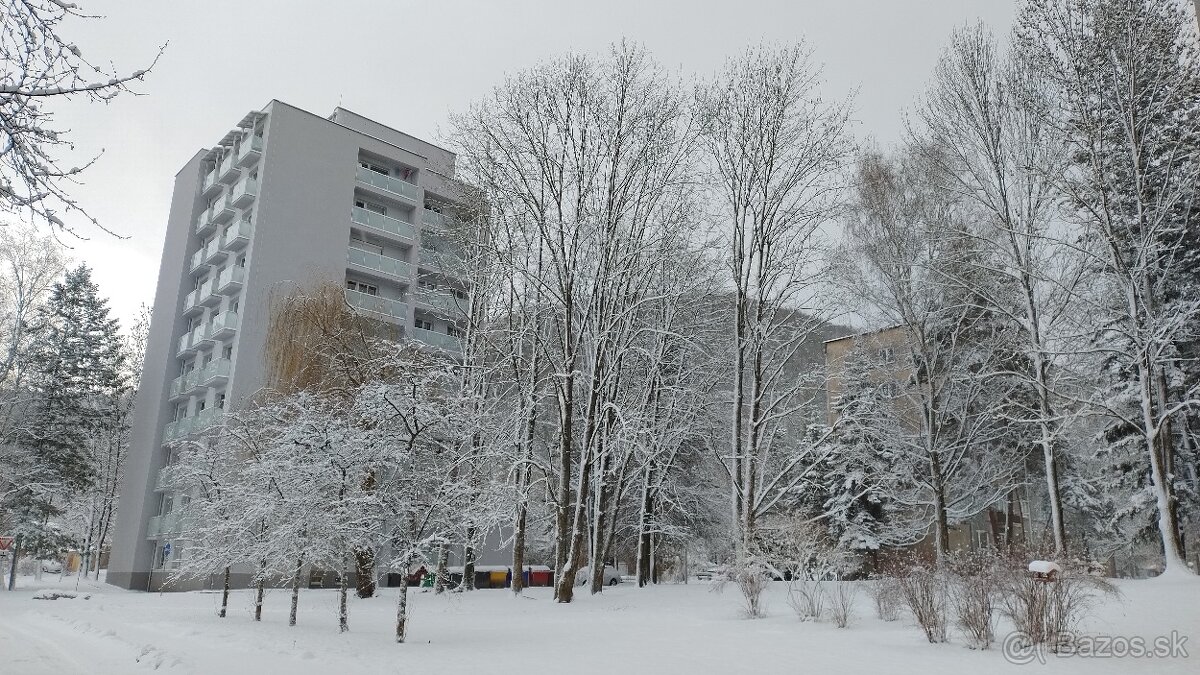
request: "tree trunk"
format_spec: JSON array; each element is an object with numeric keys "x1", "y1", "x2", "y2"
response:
[
  {"x1": 254, "y1": 577, "x2": 265, "y2": 622},
  {"x1": 354, "y1": 548, "x2": 375, "y2": 599},
  {"x1": 511, "y1": 495, "x2": 528, "y2": 595},
  {"x1": 218, "y1": 566, "x2": 230, "y2": 618},
  {"x1": 462, "y1": 528, "x2": 477, "y2": 592},
  {"x1": 338, "y1": 557, "x2": 349, "y2": 633},
  {"x1": 6, "y1": 537, "x2": 19, "y2": 591},
  {"x1": 433, "y1": 542, "x2": 449, "y2": 594},
  {"x1": 289, "y1": 556, "x2": 303, "y2": 626},
  {"x1": 395, "y1": 577, "x2": 410, "y2": 643}
]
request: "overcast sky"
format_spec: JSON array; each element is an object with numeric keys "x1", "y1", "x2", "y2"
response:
[{"x1": 44, "y1": 0, "x2": 1015, "y2": 328}]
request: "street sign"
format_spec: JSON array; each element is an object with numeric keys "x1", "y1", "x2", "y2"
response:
[{"x1": 0, "y1": 536, "x2": 13, "y2": 552}]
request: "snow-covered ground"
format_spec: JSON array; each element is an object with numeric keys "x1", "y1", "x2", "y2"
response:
[{"x1": 1, "y1": 573, "x2": 1196, "y2": 674}]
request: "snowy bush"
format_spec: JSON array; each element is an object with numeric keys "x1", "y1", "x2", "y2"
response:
[
  {"x1": 829, "y1": 582, "x2": 858, "y2": 628},
  {"x1": 868, "y1": 576, "x2": 902, "y2": 621},
  {"x1": 735, "y1": 557, "x2": 772, "y2": 618},
  {"x1": 999, "y1": 566, "x2": 1117, "y2": 651},
  {"x1": 946, "y1": 551, "x2": 1003, "y2": 649},
  {"x1": 896, "y1": 566, "x2": 948, "y2": 643},
  {"x1": 786, "y1": 579, "x2": 825, "y2": 622}
]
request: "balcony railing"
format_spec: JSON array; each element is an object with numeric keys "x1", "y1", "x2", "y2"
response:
[
  {"x1": 181, "y1": 288, "x2": 203, "y2": 316},
  {"x1": 345, "y1": 289, "x2": 408, "y2": 323},
  {"x1": 414, "y1": 327, "x2": 463, "y2": 352},
  {"x1": 163, "y1": 416, "x2": 194, "y2": 443},
  {"x1": 201, "y1": 168, "x2": 219, "y2": 197},
  {"x1": 231, "y1": 176, "x2": 257, "y2": 208},
  {"x1": 206, "y1": 311, "x2": 238, "y2": 339},
  {"x1": 147, "y1": 510, "x2": 181, "y2": 538},
  {"x1": 347, "y1": 247, "x2": 411, "y2": 280},
  {"x1": 417, "y1": 290, "x2": 466, "y2": 316},
  {"x1": 176, "y1": 326, "x2": 204, "y2": 356},
  {"x1": 222, "y1": 217, "x2": 252, "y2": 250},
  {"x1": 217, "y1": 265, "x2": 245, "y2": 293},
  {"x1": 190, "y1": 249, "x2": 209, "y2": 273},
  {"x1": 218, "y1": 153, "x2": 239, "y2": 183},
  {"x1": 355, "y1": 165, "x2": 419, "y2": 202},
  {"x1": 418, "y1": 248, "x2": 466, "y2": 277},
  {"x1": 168, "y1": 369, "x2": 197, "y2": 399},
  {"x1": 155, "y1": 464, "x2": 179, "y2": 491},
  {"x1": 351, "y1": 206, "x2": 415, "y2": 242},
  {"x1": 236, "y1": 134, "x2": 263, "y2": 167},
  {"x1": 422, "y1": 208, "x2": 455, "y2": 230},
  {"x1": 192, "y1": 407, "x2": 222, "y2": 432},
  {"x1": 203, "y1": 238, "x2": 226, "y2": 264},
  {"x1": 194, "y1": 206, "x2": 215, "y2": 235},
  {"x1": 199, "y1": 278, "x2": 221, "y2": 306},
  {"x1": 198, "y1": 357, "x2": 231, "y2": 384}
]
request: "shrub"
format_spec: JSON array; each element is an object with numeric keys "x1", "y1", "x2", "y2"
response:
[
  {"x1": 868, "y1": 576, "x2": 902, "y2": 621},
  {"x1": 786, "y1": 579, "x2": 826, "y2": 621},
  {"x1": 829, "y1": 582, "x2": 859, "y2": 628},
  {"x1": 897, "y1": 565, "x2": 948, "y2": 643},
  {"x1": 999, "y1": 568, "x2": 1117, "y2": 651}
]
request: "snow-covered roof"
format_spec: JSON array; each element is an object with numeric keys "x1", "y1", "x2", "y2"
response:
[{"x1": 1028, "y1": 560, "x2": 1061, "y2": 574}]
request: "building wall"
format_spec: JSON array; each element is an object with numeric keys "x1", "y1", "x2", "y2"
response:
[
  {"x1": 108, "y1": 100, "x2": 474, "y2": 591},
  {"x1": 107, "y1": 151, "x2": 207, "y2": 591}
]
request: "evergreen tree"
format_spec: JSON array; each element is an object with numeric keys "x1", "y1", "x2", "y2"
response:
[{"x1": 10, "y1": 265, "x2": 127, "y2": 537}]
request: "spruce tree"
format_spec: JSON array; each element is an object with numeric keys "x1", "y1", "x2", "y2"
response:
[{"x1": 9, "y1": 265, "x2": 127, "y2": 551}]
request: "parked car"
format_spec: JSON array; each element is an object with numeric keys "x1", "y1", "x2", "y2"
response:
[
  {"x1": 40, "y1": 559, "x2": 63, "y2": 574},
  {"x1": 574, "y1": 564, "x2": 622, "y2": 586}
]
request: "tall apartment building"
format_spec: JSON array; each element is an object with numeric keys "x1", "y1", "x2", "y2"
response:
[{"x1": 107, "y1": 101, "x2": 470, "y2": 591}]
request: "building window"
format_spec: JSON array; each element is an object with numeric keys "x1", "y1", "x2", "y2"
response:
[
  {"x1": 222, "y1": 345, "x2": 233, "y2": 359},
  {"x1": 197, "y1": 400, "x2": 206, "y2": 413},
  {"x1": 447, "y1": 326, "x2": 462, "y2": 337},
  {"x1": 346, "y1": 280, "x2": 378, "y2": 296},
  {"x1": 453, "y1": 289, "x2": 467, "y2": 301},
  {"x1": 354, "y1": 198, "x2": 386, "y2": 215},
  {"x1": 216, "y1": 392, "x2": 226, "y2": 409},
  {"x1": 416, "y1": 319, "x2": 433, "y2": 331},
  {"x1": 418, "y1": 279, "x2": 436, "y2": 290},
  {"x1": 878, "y1": 347, "x2": 895, "y2": 363},
  {"x1": 360, "y1": 160, "x2": 390, "y2": 176}
]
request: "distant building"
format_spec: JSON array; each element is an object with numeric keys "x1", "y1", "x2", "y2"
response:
[
  {"x1": 823, "y1": 327, "x2": 1032, "y2": 558},
  {"x1": 107, "y1": 101, "x2": 475, "y2": 591}
]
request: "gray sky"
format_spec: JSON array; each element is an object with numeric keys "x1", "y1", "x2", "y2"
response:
[{"x1": 48, "y1": 0, "x2": 1015, "y2": 328}]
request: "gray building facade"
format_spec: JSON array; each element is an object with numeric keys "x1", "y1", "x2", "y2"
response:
[{"x1": 107, "y1": 101, "x2": 469, "y2": 590}]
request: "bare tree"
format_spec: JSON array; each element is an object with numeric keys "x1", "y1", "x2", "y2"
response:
[
  {"x1": 694, "y1": 43, "x2": 855, "y2": 554},
  {"x1": 912, "y1": 24, "x2": 1076, "y2": 554},
  {"x1": 1, "y1": 1, "x2": 162, "y2": 234}
]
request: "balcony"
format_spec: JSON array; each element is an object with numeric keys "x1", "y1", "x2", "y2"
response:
[
  {"x1": 201, "y1": 168, "x2": 221, "y2": 198},
  {"x1": 181, "y1": 288, "x2": 203, "y2": 317},
  {"x1": 206, "y1": 311, "x2": 238, "y2": 340},
  {"x1": 231, "y1": 176, "x2": 257, "y2": 208},
  {"x1": 168, "y1": 369, "x2": 198, "y2": 401},
  {"x1": 213, "y1": 194, "x2": 236, "y2": 224},
  {"x1": 202, "y1": 238, "x2": 227, "y2": 265},
  {"x1": 416, "y1": 290, "x2": 466, "y2": 317},
  {"x1": 198, "y1": 278, "x2": 222, "y2": 307},
  {"x1": 418, "y1": 248, "x2": 466, "y2": 277},
  {"x1": 414, "y1": 327, "x2": 463, "y2": 352},
  {"x1": 194, "y1": 206, "x2": 216, "y2": 236},
  {"x1": 146, "y1": 510, "x2": 181, "y2": 538},
  {"x1": 192, "y1": 407, "x2": 223, "y2": 433},
  {"x1": 345, "y1": 289, "x2": 408, "y2": 324},
  {"x1": 222, "y1": 217, "x2": 252, "y2": 250},
  {"x1": 355, "y1": 165, "x2": 419, "y2": 202},
  {"x1": 347, "y1": 247, "x2": 411, "y2": 281},
  {"x1": 163, "y1": 416, "x2": 194, "y2": 443},
  {"x1": 218, "y1": 152, "x2": 239, "y2": 184},
  {"x1": 189, "y1": 249, "x2": 210, "y2": 275},
  {"x1": 217, "y1": 265, "x2": 245, "y2": 294},
  {"x1": 422, "y1": 208, "x2": 455, "y2": 230},
  {"x1": 154, "y1": 465, "x2": 179, "y2": 492},
  {"x1": 198, "y1": 357, "x2": 231, "y2": 386},
  {"x1": 351, "y1": 206, "x2": 415, "y2": 243},
  {"x1": 236, "y1": 134, "x2": 263, "y2": 167},
  {"x1": 176, "y1": 327, "x2": 203, "y2": 357}
]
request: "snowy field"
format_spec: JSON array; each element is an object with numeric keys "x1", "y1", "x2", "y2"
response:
[{"x1": 1, "y1": 573, "x2": 1197, "y2": 674}]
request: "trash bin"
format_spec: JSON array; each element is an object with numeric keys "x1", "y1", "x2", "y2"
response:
[
  {"x1": 490, "y1": 570, "x2": 508, "y2": 588},
  {"x1": 530, "y1": 568, "x2": 552, "y2": 587},
  {"x1": 421, "y1": 572, "x2": 434, "y2": 588}
]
